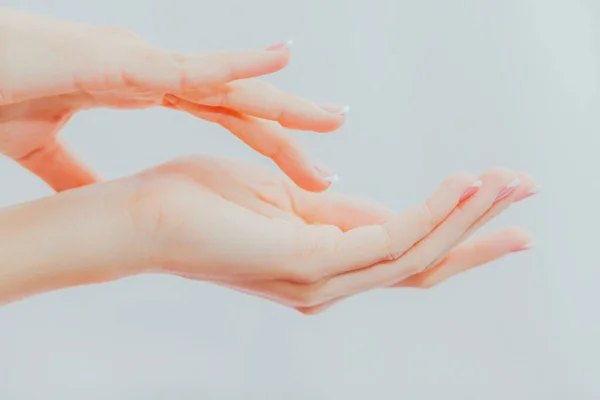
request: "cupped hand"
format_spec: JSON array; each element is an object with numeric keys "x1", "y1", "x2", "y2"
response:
[
  {"x1": 0, "y1": 7, "x2": 345, "y2": 192},
  {"x1": 121, "y1": 156, "x2": 537, "y2": 314}
]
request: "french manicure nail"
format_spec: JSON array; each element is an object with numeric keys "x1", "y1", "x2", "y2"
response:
[
  {"x1": 314, "y1": 162, "x2": 339, "y2": 183},
  {"x1": 460, "y1": 180, "x2": 482, "y2": 201},
  {"x1": 495, "y1": 178, "x2": 520, "y2": 201},
  {"x1": 515, "y1": 184, "x2": 541, "y2": 202},
  {"x1": 317, "y1": 103, "x2": 351, "y2": 115},
  {"x1": 266, "y1": 40, "x2": 293, "y2": 51}
]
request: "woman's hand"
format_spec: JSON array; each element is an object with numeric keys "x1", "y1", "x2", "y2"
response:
[
  {"x1": 125, "y1": 157, "x2": 537, "y2": 313},
  {"x1": 0, "y1": 154, "x2": 537, "y2": 309},
  {"x1": 0, "y1": 7, "x2": 345, "y2": 192}
]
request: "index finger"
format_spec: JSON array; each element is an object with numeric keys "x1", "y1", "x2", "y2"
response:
[{"x1": 128, "y1": 44, "x2": 291, "y2": 93}]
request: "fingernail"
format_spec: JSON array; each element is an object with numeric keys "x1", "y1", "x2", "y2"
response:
[
  {"x1": 460, "y1": 180, "x2": 482, "y2": 201},
  {"x1": 317, "y1": 103, "x2": 351, "y2": 115},
  {"x1": 512, "y1": 241, "x2": 535, "y2": 253},
  {"x1": 314, "y1": 162, "x2": 339, "y2": 183},
  {"x1": 515, "y1": 184, "x2": 541, "y2": 202},
  {"x1": 266, "y1": 40, "x2": 293, "y2": 51},
  {"x1": 495, "y1": 178, "x2": 520, "y2": 201}
]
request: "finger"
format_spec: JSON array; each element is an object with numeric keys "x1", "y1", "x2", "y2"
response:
[
  {"x1": 122, "y1": 45, "x2": 291, "y2": 94},
  {"x1": 293, "y1": 172, "x2": 479, "y2": 280},
  {"x1": 15, "y1": 139, "x2": 99, "y2": 192},
  {"x1": 241, "y1": 172, "x2": 478, "y2": 289},
  {"x1": 300, "y1": 174, "x2": 537, "y2": 313},
  {"x1": 287, "y1": 186, "x2": 396, "y2": 231},
  {"x1": 299, "y1": 227, "x2": 533, "y2": 315},
  {"x1": 162, "y1": 98, "x2": 335, "y2": 192},
  {"x1": 424, "y1": 172, "x2": 537, "y2": 269},
  {"x1": 320, "y1": 168, "x2": 517, "y2": 298},
  {"x1": 4, "y1": 39, "x2": 291, "y2": 105},
  {"x1": 177, "y1": 79, "x2": 348, "y2": 133},
  {"x1": 394, "y1": 227, "x2": 534, "y2": 288}
]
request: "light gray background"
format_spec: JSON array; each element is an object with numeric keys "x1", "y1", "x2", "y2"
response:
[{"x1": 0, "y1": 0, "x2": 598, "y2": 398}]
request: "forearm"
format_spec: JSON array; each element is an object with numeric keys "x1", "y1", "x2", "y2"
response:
[{"x1": 0, "y1": 182, "x2": 140, "y2": 304}]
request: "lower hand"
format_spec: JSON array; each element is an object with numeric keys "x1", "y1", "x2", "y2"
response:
[
  {"x1": 0, "y1": 155, "x2": 537, "y2": 310},
  {"x1": 122, "y1": 156, "x2": 537, "y2": 313}
]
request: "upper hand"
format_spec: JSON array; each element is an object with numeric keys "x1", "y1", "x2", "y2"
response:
[{"x1": 0, "y1": 7, "x2": 345, "y2": 192}]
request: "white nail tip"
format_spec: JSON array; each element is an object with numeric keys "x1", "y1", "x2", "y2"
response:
[
  {"x1": 472, "y1": 180, "x2": 483, "y2": 188},
  {"x1": 528, "y1": 184, "x2": 542, "y2": 194},
  {"x1": 283, "y1": 40, "x2": 293, "y2": 49},
  {"x1": 339, "y1": 105, "x2": 351, "y2": 115},
  {"x1": 506, "y1": 178, "x2": 520, "y2": 189},
  {"x1": 324, "y1": 175, "x2": 340, "y2": 183}
]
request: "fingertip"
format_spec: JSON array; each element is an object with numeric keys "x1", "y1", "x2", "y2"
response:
[
  {"x1": 262, "y1": 45, "x2": 291, "y2": 72},
  {"x1": 483, "y1": 227, "x2": 534, "y2": 255},
  {"x1": 274, "y1": 159, "x2": 332, "y2": 193},
  {"x1": 265, "y1": 40, "x2": 293, "y2": 51},
  {"x1": 496, "y1": 226, "x2": 534, "y2": 242},
  {"x1": 291, "y1": 174, "x2": 333, "y2": 193},
  {"x1": 280, "y1": 111, "x2": 345, "y2": 133}
]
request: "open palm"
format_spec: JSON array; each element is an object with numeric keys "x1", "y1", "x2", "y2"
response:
[{"x1": 130, "y1": 156, "x2": 535, "y2": 314}]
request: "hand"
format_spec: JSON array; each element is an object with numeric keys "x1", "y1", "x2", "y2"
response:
[
  {"x1": 0, "y1": 7, "x2": 345, "y2": 192},
  {"x1": 124, "y1": 156, "x2": 537, "y2": 314},
  {"x1": 0, "y1": 154, "x2": 537, "y2": 308}
]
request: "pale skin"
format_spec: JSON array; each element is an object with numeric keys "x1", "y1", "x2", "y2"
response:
[
  {"x1": 0, "y1": 155, "x2": 537, "y2": 313},
  {"x1": 0, "y1": 7, "x2": 345, "y2": 192},
  {"x1": 0, "y1": 8, "x2": 538, "y2": 312}
]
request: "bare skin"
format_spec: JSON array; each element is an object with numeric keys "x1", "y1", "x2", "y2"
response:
[
  {"x1": 0, "y1": 155, "x2": 537, "y2": 314},
  {"x1": 0, "y1": 7, "x2": 346, "y2": 192}
]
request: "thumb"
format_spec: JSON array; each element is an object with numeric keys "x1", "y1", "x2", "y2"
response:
[
  {"x1": 16, "y1": 139, "x2": 99, "y2": 192},
  {"x1": 289, "y1": 188, "x2": 396, "y2": 231}
]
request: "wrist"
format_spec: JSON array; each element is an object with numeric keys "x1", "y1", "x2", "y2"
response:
[{"x1": 0, "y1": 180, "x2": 143, "y2": 303}]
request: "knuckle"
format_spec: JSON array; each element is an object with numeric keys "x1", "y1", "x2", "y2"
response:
[
  {"x1": 378, "y1": 225, "x2": 404, "y2": 261},
  {"x1": 417, "y1": 201, "x2": 437, "y2": 233},
  {"x1": 161, "y1": 52, "x2": 187, "y2": 92},
  {"x1": 268, "y1": 136, "x2": 302, "y2": 165},
  {"x1": 216, "y1": 53, "x2": 235, "y2": 82},
  {"x1": 300, "y1": 224, "x2": 342, "y2": 260}
]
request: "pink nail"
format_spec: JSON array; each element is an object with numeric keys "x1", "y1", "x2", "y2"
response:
[
  {"x1": 314, "y1": 162, "x2": 339, "y2": 183},
  {"x1": 460, "y1": 180, "x2": 482, "y2": 201},
  {"x1": 495, "y1": 178, "x2": 520, "y2": 201},
  {"x1": 266, "y1": 40, "x2": 293, "y2": 51},
  {"x1": 317, "y1": 103, "x2": 351, "y2": 115},
  {"x1": 514, "y1": 184, "x2": 541, "y2": 202},
  {"x1": 512, "y1": 242, "x2": 534, "y2": 253}
]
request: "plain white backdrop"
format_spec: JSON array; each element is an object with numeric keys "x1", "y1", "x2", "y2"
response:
[{"x1": 0, "y1": 0, "x2": 598, "y2": 398}]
